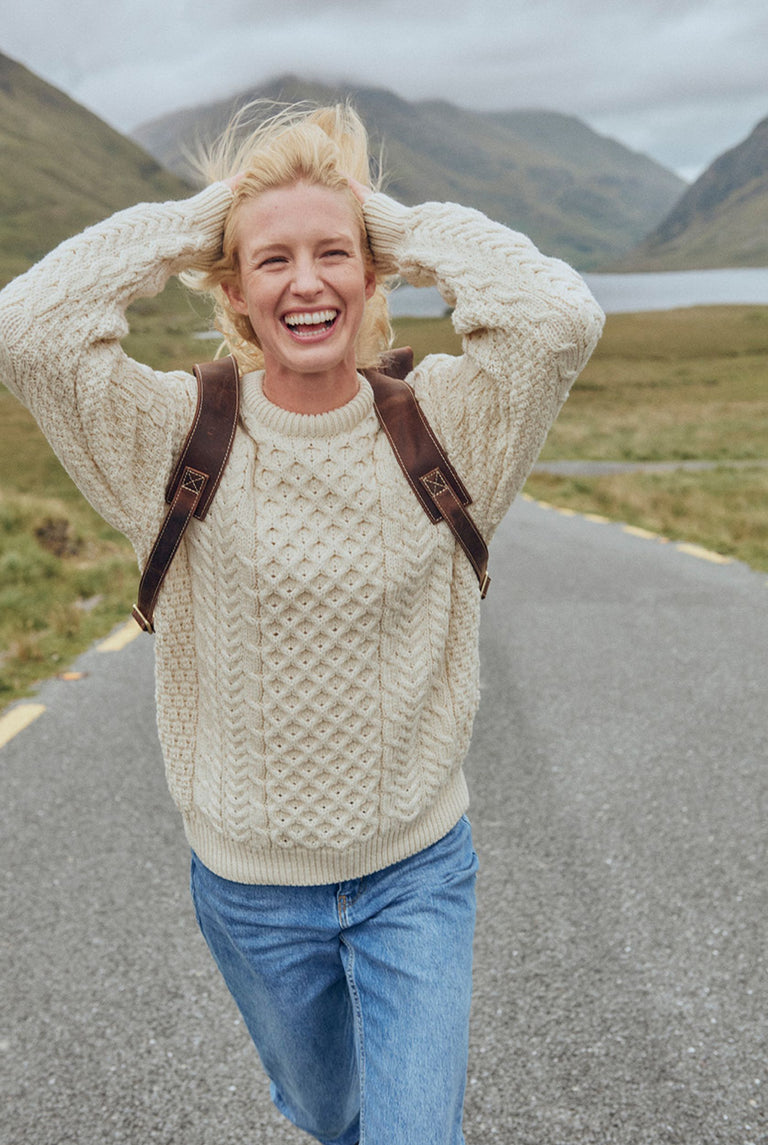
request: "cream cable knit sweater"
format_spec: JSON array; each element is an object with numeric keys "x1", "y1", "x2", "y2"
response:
[{"x1": 0, "y1": 184, "x2": 603, "y2": 885}]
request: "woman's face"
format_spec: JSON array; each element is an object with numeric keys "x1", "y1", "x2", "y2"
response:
[{"x1": 223, "y1": 181, "x2": 376, "y2": 412}]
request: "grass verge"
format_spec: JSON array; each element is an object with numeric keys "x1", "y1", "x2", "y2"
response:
[
  {"x1": 0, "y1": 489, "x2": 138, "y2": 699},
  {"x1": 524, "y1": 466, "x2": 768, "y2": 573},
  {"x1": 537, "y1": 304, "x2": 768, "y2": 461}
]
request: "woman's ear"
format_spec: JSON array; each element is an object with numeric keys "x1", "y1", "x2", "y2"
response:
[{"x1": 222, "y1": 278, "x2": 249, "y2": 316}]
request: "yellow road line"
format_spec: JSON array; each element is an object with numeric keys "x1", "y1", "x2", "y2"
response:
[
  {"x1": 525, "y1": 497, "x2": 734, "y2": 566},
  {"x1": 622, "y1": 524, "x2": 664, "y2": 541},
  {"x1": 96, "y1": 621, "x2": 141, "y2": 653},
  {"x1": 0, "y1": 703, "x2": 46, "y2": 750},
  {"x1": 1, "y1": 622, "x2": 141, "y2": 746},
  {"x1": 675, "y1": 542, "x2": 733, "y2": 565}
]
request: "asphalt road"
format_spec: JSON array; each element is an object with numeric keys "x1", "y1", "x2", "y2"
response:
[{"x1": 2, "y1": 497, "x2": 766, "y2": 1145}]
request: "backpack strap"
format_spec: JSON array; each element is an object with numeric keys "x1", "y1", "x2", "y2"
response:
[
  {"x1": 365, "y1": 351, "x2": 490, "y2": 598},
  {"x1": 132, "y1": 355, "x2": 239, "y2": 632},
  {"x1": 133, "y1": 346, "x2": 490, "y2": 633}
]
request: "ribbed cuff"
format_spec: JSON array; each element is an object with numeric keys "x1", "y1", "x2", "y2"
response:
[
  {"x1": 181, "y1": 182, "x2": 235, "y2": 268},
  {"x1": 363, "y1": 192, "x2": 412, "y2": 275}
]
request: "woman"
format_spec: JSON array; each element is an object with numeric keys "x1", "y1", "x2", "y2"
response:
[{"x1": 0, "y1": 103, "x2": 604, "y2": 1143}]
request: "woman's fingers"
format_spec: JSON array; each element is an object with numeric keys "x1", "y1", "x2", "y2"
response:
[{"x1": 348, "y1": 176, "x2": 372, "y2": 205}]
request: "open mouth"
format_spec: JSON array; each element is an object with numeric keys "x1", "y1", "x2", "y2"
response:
[{"x1": 282, "y1": 309, "x2": 340, "y2": 338}]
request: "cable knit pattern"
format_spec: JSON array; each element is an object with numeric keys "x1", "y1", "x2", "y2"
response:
[{"x1": 0, "y1": 185, "x2": 604, "y2": 885}]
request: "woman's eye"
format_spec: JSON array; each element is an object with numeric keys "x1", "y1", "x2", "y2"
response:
[{"x1": 258, "y1": 256, "x2": 287, "y2": 268}]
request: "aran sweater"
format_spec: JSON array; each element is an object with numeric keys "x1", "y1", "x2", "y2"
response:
[{"x1": 0, "y1": 184, "x2": 604, "y2": 885}]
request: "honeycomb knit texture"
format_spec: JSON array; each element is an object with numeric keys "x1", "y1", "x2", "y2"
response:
[{"x1": 0, "y1": 183, "x2": 604, "y2": 885}]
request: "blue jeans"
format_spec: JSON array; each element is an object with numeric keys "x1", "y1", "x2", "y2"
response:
[{"x1": 190, "y1": 816, "x2": 478, "y2": 1145}]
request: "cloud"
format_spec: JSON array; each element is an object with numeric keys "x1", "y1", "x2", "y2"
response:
[{"x1": 1, "y1": 0, "x2": 766, "y2": 177}]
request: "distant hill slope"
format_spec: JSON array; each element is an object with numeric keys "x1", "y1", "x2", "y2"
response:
[
  {"x1": 133, "y1": 74, "x2": 685, "y2": 271},
  {"x1": 617, "y1": 117, "x2": 768, "y2": 270},
  {"x1": 0, "y1": 52, "x2": 191, "y2": 286}
]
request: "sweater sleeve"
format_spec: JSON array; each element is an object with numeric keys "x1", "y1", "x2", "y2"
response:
[
  {"x1": 0, "y1": 183, "x2": 233, "y2": 553},
  {"x1": 363, "y1": 193, "x2": 605, "y2": 537}
]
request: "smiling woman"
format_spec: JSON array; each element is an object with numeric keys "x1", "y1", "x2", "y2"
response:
[
  {"x1": 184, "y1": 102, "x2": 392, "y2": 385},
  {"x1": 220, "y1": 181, "x2": 376, "y2": 412},
  {"x1": 0, "y1": 98, "x2": 603, "y2": 1144}
]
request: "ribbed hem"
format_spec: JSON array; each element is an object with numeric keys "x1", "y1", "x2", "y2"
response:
[{"x1": 181, "y1": 770, "x2": 470, "y2": 885}]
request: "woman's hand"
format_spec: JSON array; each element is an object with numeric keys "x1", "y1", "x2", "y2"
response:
[
  {"x1": 348, "y1": 177, "x2": 372, "y2": 205},
  {"x1": 223, "y1": 173, "x2": 244, "y2": 192}
]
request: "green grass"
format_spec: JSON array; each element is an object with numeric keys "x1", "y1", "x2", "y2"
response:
[
  {"x1": 524, "y1": 466, "x2": 768, "y2": 573},
  {"x1": 537, "y1": 305, "x2": 768, "y2": 461},
  {"x1": 0, "y1": 283, "x2": 211, "y2": 705},
  {"x1": 391, "y1": 314, "x2": 462, "y2": 363},
  {"x1": 396, "y1": 306, "x2": 768, "y2": 573},
  {"x1": 395, "y1": 305, "x2": 768, "y2": 464},
  {"x1": 0, "y1": 490, "x2": 138, "y2": 698}
]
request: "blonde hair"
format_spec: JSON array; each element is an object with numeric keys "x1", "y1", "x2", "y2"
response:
[{"x1": 185, "y1": 102, "x2": 393, "y2": 372}]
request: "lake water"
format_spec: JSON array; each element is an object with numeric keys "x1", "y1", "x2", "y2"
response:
[{"x1": 388, "y1": 267, "x2": 768, "y2": 318}]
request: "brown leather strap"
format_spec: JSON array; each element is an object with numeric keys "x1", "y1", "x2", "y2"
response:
[
  {"x1": 134, "y1": 346, "x2": 489, "y2": 632},
  {"x1": 133, "y1": 356, "x2": 239, "y2": 632},
  {"x1": 365, "y1": 357, "x2": 490, "y2": 598},
  {"x1": 167, "y1": 356, "x2": 240, "y2": 520}
]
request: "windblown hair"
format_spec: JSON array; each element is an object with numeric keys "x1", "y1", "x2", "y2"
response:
[{"x1": 185, "y1": 102, "x2": 393, "y2": 372}]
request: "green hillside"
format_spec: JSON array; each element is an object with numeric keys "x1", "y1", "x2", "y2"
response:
[
  {"x1": 618, "y1": 117, "x2": 768, "y2": 270},
  {"x1": 133, "y1": 74, "x2": 685, "y2": 271},
  {"x1": 0, "y1": 54, "x2": 217, "y2": 704},
  {"x1": 0, "y1": 51, "x2": 191, "y2": 286},
  {"x1": 486, "y1": 109, "x2": 684, "y2": 265}
]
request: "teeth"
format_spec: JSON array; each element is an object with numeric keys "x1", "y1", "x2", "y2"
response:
[{"x1": 284, "y1": 310, "x2": 337, "y2": 327}]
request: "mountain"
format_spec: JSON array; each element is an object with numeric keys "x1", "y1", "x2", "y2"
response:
[
  {"x1": 132, "y1": 74, "x2": 685, "y2": 271},
  {"x1": 0, "y1": 52, "x2": 191, "y2": 286},
  {"x1": 617, "y1": 117, "x2": 768, "y2": 270}
]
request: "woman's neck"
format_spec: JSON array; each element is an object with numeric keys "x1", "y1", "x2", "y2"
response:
[{"x1": 261, "y1": 364, "x2": 361, "y2": 414}]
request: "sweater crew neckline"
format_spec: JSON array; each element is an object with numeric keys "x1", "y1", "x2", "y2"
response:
[{"x1": 240, "y1": 371, "x2": 375, "y2": 438}]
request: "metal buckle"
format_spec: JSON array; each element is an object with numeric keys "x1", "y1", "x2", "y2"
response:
[{"x1": 131, "y1": 604, "x2": 155, "y2": 634}]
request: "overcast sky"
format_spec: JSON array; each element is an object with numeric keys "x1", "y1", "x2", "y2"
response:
[{"x1": 2, "y1": 0, "x2": 766, "y2": 181}]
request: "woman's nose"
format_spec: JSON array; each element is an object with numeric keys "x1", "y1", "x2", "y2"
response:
[{"x1": 291, "y1": 258, "x2": 323, "y2": 296}]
